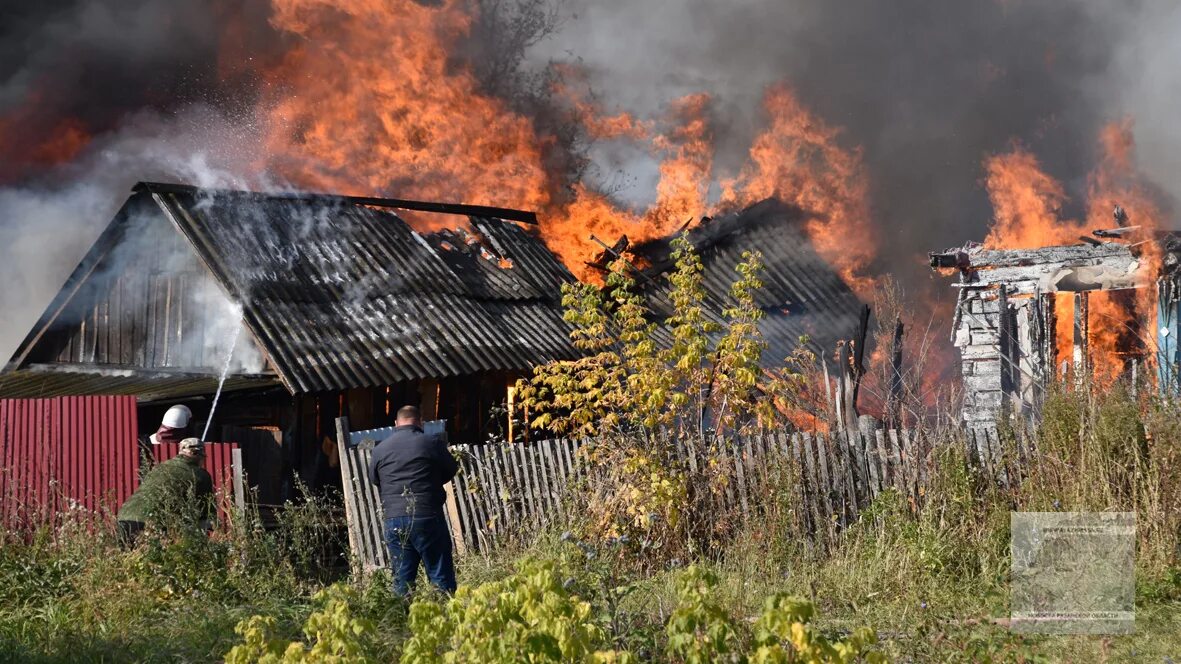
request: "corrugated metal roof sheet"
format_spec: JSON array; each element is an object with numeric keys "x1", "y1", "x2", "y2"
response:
[
  {"x1": 636, "y1": 198, "x2": 864, "y2": 365},
  {"x1": 9, "y1": 182, "x2": 579, "y2": 394},
  {"x1": 4, "y1": 183, "x2": 579, "y2": 396}
]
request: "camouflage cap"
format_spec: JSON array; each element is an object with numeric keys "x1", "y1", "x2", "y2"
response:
[{"x1": 179, "y1": 438, "x2": 205, "y2": 455}]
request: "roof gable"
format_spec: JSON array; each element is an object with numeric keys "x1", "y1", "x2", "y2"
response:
[{"x1": 7, "y1": 190, "x2": 269, "y2": 381}]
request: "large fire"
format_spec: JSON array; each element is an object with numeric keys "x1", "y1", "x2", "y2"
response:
[
  {"x1": 982, "y1": 123, "x2": 1163, "y2": 385},
  {"x1": 250, "y1": 0, "x2": 875, "y2": 287}
]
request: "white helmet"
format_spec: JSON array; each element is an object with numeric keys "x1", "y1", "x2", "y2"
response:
[{"x1": 161, "y1": 405, "x2": 192, "y2": 429}]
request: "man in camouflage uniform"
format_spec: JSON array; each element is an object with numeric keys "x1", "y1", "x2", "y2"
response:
[{"x1": 117, "y1": 437, "x2": 214, "y2": 546}]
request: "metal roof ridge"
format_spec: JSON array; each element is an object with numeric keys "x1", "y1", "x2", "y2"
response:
[{"x1": 134, "y1": 181, "x2": 540, "y2": 225}]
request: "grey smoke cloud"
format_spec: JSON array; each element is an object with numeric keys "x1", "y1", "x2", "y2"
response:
[{"x1": 532, "y1": 0, "x2": 1181, "y2": 294}]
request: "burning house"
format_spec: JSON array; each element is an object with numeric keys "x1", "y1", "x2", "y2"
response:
[
  {"x1": 621, "y1": 198, "x2": 865, "y2": 363},
  {"x1": 931, "y1": 222, "x2": 1181, "y2": 426},
  {"x1": 0, "y1": 182, "x2": 580, "y2": 496}
]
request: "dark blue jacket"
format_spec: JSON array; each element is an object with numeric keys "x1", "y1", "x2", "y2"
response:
[{"x1": 367, "y1": 424, "x2": 458, "y2": 518}]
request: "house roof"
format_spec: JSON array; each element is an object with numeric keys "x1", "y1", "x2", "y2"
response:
[
  {"x1": 4, "y1": 182, "x2": 579, "y2": 397},
  {"x1": 634, "y1": 198, "x2": 865, "y2": 365}
]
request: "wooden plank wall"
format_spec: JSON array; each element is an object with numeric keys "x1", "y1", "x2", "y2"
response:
[{"x1": 337, "y1": 418, "x2": 941, "y2": 573}]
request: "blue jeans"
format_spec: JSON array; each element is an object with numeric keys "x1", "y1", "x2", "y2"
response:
[{"x1": 383, "y1": 515, "x2": 457, "y2": 596}]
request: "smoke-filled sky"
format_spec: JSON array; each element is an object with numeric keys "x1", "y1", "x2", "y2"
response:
[
  {"x1": 537, "y1": 0, "x2": 1180, "y2": 255},
  {"x1": 1, "y1": 0, "x2": 1178, "y2": 363}
]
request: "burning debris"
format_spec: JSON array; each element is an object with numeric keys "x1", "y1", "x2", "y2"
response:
[{"x1": 931, "y1": 206, "x2": 1181, "y2": 425}]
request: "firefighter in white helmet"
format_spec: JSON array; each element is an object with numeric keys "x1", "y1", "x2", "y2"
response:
[
  {"x1": 137, "y1": 404, "x2": 195, "y2": 479},
  {"x1": 150, "y1": 405, "x2": 193, "y2": 445}
]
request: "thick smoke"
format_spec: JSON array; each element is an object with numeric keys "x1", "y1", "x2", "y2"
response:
[{"x1": 531, "y1": 0, "x2": 1180, "y2": 291}]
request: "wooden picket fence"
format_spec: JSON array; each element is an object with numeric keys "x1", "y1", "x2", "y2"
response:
[{"x1": 336, "y1": 417, "x2": 941, "y2": 575}]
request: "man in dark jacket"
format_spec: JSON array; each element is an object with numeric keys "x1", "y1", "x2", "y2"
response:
[
  {"x1": 117, "y1": 437, "x2": 214, "y2": 546},
  {"x1": 368, "y1": 405, "x2": 459, "y2": 595}
]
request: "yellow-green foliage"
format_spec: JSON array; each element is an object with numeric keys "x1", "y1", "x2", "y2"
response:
[
  {"x1": 226, "y1": 584, "x2": 375, "y2": 663},
  {"x1": 665, "y1": 565, "x2": 744, "y2": 663},
  {"x1": 400, "y1": 559, "x2": 628, "y2": 663},
  {"x1": 518, "y1": 238, "x2": 777, "y2": 439},
  {"x1": 516, "y1": 240, "x2": 794, "y2": 552},
  {"x1": 667, "y1": 565, "x2": 885, "y2": 664},
  {"x1": 232, "y1": 561, "x2": 885, "y2": 664}
]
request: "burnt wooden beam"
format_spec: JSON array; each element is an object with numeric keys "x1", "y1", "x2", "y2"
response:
[
  {"x1": 886, "y1": 317, "x2": 904, "y2": 428},
  {"x1": 933, "y1": 242, "x2": 1136, "y2": 269},
  {"x1": 1094, "y1": 225, "x2": 1140, "y2": 238},
  {"x1": 850, "y1": 304, "x2": 871, "y2": 413},
  {"x1": 952, "y1": 248, "x2": 1147, "y2": 294}
]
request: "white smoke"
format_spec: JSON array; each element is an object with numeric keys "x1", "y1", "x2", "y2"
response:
[{"x1": 0, "y1": 104, "x2": 269, "y2": 367}]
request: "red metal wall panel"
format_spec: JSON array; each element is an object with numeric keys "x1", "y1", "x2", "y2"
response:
[{"x1": 0, "y1": 395, "x2": 140, "y2": 532}]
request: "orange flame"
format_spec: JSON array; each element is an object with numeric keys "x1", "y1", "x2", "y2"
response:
[
  {"x1": 721, "y1": 84, "x2": 874, "y2": 295},
  {"x1": 983, "y1": 124, "x2": 1164, "y2": 385},
  {"x1": 983, "y1": 147, "x2": 1083, "y2": 249},
  {"x1": 253, "y1": 1, "x2": 874, "y2": 287}
]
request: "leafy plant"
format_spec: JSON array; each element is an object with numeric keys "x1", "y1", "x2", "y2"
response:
[
  {"x1": 401, "y1": 558, "x2": 630, "y2": 663},
  {"x1": 226, "y1": 583, "x2": 375, "y2": 663}
]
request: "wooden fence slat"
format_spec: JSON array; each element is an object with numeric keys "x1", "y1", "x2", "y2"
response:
[
  {"x1": 915, "y1": 430, "x2": 930, "y2": 507},
  {"x1": 788, "y1": 434, "x2": 807, "y2": 531},
  {"x1": 734, "y1": 438, "x2": 750, "y2": 518},
  {"x1": 494, "y1": 443, "x2": 521, "y2": 527},
  {"x1": 500, "y1": 443, "x2": 524, "y2": 526},
  {"x1": 813, "y1": 433, "x2": 834, "y2": 531},
  {"x1": 540, "y1": 439, "x2": 559, "y2": 517},
  {"x1": 551, "y1": 441, "x2": 568, "y2": 513},
  {"x1": 798, "y1": 433, "x2": 819, "y2": 536},
  {"x1": 842, "y1": 430, "x2": 865, "y2": 508},
  {"x1": 561, "y1": 438, "x2": 577, "y2": 485},
  {"x1": 470, "y1": 445, "x2": 502, "y2": 539},
  {"x1": 482, "y1": 445, "x2": 507, "y2": 543},
  {"x1": 513, "y1": 442, "x2": 537, "y2": 529},
  {"x1": 461, "y1": 450, "x2": 494, "y2": 550},
  {"x1": 550, "y1": 439, "x2": 569, "y2": 494},
  {"x1": 448, "y1": 449, "x2": 470, "y2": 550},
  {"x1": 889, "y1": 429, "x2": 905, "y2": 498},
  {"x1": 832, "y1": 431, "x2": 856, "y2": 525},
  {"x1": 873, "y1": 429, "x2": 890, "y2": 496},
  {"x1": 861, "y1": 429, "x2": 877, "y2": 504},
  {"x1": 492, "y1": 442, "x2": 519, "y2": 532},
  {"x1": 529, "y1": 442, "x2": 546, "y2": 523},
  {"x1": 334, "y1": 418, "x2": 364, "y2": 576},
  {"x1": 902, "y1": 430, "x2": 921, "y2": 505}
]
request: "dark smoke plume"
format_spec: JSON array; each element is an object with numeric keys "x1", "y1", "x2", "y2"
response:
[{"x1": 532, "y1": 0, "x2": 1180, "y2": 289}]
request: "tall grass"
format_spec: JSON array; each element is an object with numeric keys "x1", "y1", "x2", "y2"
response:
[{"x1": 0, "y1": 487, "x2": 349, "y2": 663}]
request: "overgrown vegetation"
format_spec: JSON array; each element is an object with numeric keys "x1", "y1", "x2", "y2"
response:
[{"x1": 1, "y1": 243, "x2": 1179, "y2": 662}]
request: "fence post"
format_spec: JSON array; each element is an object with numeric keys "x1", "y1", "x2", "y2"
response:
[
  {"x1": 231, "y1": 447, "x2": 246, "y2": 516},
  {"x1": 334, "y1": 417, "x2": 365, "y2": 578}
]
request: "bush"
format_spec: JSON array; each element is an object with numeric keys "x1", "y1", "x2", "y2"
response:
[
  {"x1": 225, "y1": 584, "x2": 375, "y2": 663},
  {"x1": 401, "y1": 558, "x2": 625, "y2": 663}
]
